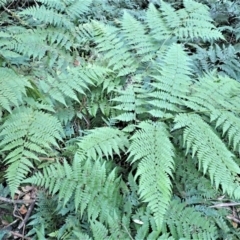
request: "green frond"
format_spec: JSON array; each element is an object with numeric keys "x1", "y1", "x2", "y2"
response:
[
  {"x1": 90, "y1": 220, "x2": 109, "y2": 240},
  {"x1": 0, "y1": 27, "x2": 73, "y2": 68},
  {"x1": 174, "y1": 153, "x2": 218, "y2": 202},
  {"x1": 39, "y1": 65, "x2": 102, "y2": 105},
  {"x1": 146, "y1": 3, "x2": 172, "y2": 41},
  {"x1": 0, "y1": 107, "x2": 63, "y2": 196},
  {"x1": 35, "y1": 0, "x2": 66, "y2": 11},
  {"x1": 93, "y1": 22, "x2": 138, "y2": 76},
  {"x1": 128, "y1": 121, "x2": 175, "y2": 230},
  {"x1": 65, "y1": 0, "x2": 92, "y2": 20},
  {"x1": 210, "y1": 110, "x2": 240, "y2": 154},
  {"x1": 36, "y1": 0, "x2": 92, "y2": 21},
  {"x1": 183, "y1": 73, "x2": 237, "y2": 114},
  {"x1": 148, "y1": 43, "x2": 192, "y2": 118},
  {"x1": 90, "y1": 217, "x2": 130, "y2": 240},
  {"x1": 157, "y1": 234, "x2": 175, "y2": 240},
  {"x1": 178, "y1": 0, "x2": 223, "y2": 41},
  {"x1": 24, "y1": 157, "x2": 122, "y2": 221},
  {"x1": 76, "y1": 127, "x2": 129, "y2": 160},
  {"x1": 121, "y1": 12, "x2": 157, "y2": 62},
  {"x1": 112, "y1": 80, "x2": 148, "y2": 122},
  {"x1": 173, "y1": 113, "x2": 240, "y2": 197},
  {"x1": 164, "y1": 199, "x2": 218, "y2": 239},
  {"x1": 147, "y1": 1, "x2": 223, "y2": 42},
  {"x1": 19, "y1": 5, "x2": 73, "y2": 28},
  {"x1": 192, "y1": 44, "x2": 240, "y2": 78},
  {"x1": 0, "y1": 67, "x2": 31, "y2": 112}
]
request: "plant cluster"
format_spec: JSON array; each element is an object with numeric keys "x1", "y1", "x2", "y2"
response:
[{"x1": 0, "y1": 0, "x2": 240, "y2": 239}]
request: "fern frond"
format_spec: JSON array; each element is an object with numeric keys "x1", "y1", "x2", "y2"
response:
[
  {"x1": 19, "y1": 5, "x2": 73, "y2": 28},
  {"x1": 39, "y1": 65, "x2": 101, "y2": 105},
  {"x1": 164, "y1": 199, "x2": 218, "y2": 239},
  {"x1": 192, "y1": 44, "x2": 240, "y2": 79},
  {"x1": 93, "y1": 22, "x2": 138, "y2": 76},
  {"x1": 90, "y1": 220, "x2": 109, "y2": 240},
  {"x1": 148, "y1": 43, "x2": 192, "y2": 118},
  {"x1": 0, "y1": 67, "x2": 31, "y2": 112},
  {"x1": 112, "y1": 78, "x2": 148, "y2": 123},
  {"x1": 128, "y1": 121, "x2": 174, "y2": 230},
  {"x1": 34, "y1": 0, "x2": 66, "y2": 11},
  {"x1": 173, "y1": 113, "x2": 240, "y2": 197},
  {"x1": 24, "y1": 157, "x2": 122, "y2": 221},
  {"x1": 65, "y1": 0, "x2": 92, "y2": 20},
  {"x1": 146, "y1": 3, "x2": 172, "y2": 42},
  {"x1": 178, "y1": 0, "x2": 223, "y2": 41},
  {"x1": 147, "y1": 1, "x2": 223, "y2": 42},
  {"x1": 183, "y1": 72, "x2": 237, "y2": 114},
  {"x1": 174, "y1": 153, "x2": 218, "y2": 202},
  {"x1": 210, "y1": 110, "x2": 240, "y2": 154},
  {"x1": 0, "y1": 27, "x2": 73, "y2": 68},
  {"x1": 121, "y1": 12, "x2": 157, "y2": 62},
  {"x1": 76, "y1": 127, "x2": 129, "y2": 161},
  {"x1": 36, "y1": 0, "x2": 92, "y2": 21},
  {"x1": 0, "y1": 107, "x2": 63, "y2": 195}
]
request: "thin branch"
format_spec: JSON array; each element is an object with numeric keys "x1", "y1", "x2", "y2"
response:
[
  {"x1": 227, "y1": 215, "x2": 240, "y2": 224},
  {"x1": 210, "y1": 202, "x2": 240, "y2": 208},
  {"x1": 2, "y1": 219, "x2": 19, "y2": 230},
  {"x1": 18, "y1": 201, "x2": 36, "y2": 230},
  {"x1": 0, "y1": 196, "x2": 35, "y2": 204}
]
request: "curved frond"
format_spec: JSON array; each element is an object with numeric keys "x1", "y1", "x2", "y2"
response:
[{"x1": 173, "y1": 113, "x2": 240, "y2": 197}]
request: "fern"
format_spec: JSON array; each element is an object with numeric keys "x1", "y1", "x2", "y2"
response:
[
  {"x1": 0, "y1": 107, "x2": 63, "y2": 195},
  {"x1": 38, "y1": 66, "x2": 95, "y2": 105},
  {"x1": 147, "y1": 43, "x2": 193, "y2": 119},
  {"x1": 1, "y1": 0, "x2": 240, "y2": 239},
  {"x1": 173, "y1": 113, "x2": 240, "y2": 197},
  {"x1": 147, "y1": 0, "x2": 223, "y2": 42},
  {"x1": 164, "y1": 199, "x2": 218, "y2": 239},
  {"x1": 75, "y1": 127, "x2": 129, "y2": 161},
  {"x1": 192, "y1": 44, "x2": 240, "y2": 79},
  {"x1": 0, "y1": 67, "x2": 31, "y2": 112},
  {"x1": 24, "y1": 157, "x2": 121, "y2": 217},
  {"x1": 93, "y1": 22, "x2": 139, "y2": 77},
  {"x1": 128, "y1": 121, "x2": 174, "y2": 230}
]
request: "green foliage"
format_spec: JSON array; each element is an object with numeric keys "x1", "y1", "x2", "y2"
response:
[
  {"x1": 1, "y1": 0, "x2": 240, "y2": 239},
  {"x1": 0, "y1": 107, "x2": 63, "y2": 195},
  {"x1": 0, "y1": 67, "x2": 31, "y2": 112},
  {"x1": 164, "y1": 199, "x2": 218, "y2": 239},
  {"x1": 128, "y1": 121, "x2": 174, "y2": 230}
]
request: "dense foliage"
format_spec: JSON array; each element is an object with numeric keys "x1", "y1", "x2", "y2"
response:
[{"x1": 1, "y1": 0, "x2": 240, "y2": 239}]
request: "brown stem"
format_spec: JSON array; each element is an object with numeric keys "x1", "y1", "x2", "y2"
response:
[
  {"x1": 18, "y1": 201, "x2": 36, "y2": 230},
  {"x1": 0, "y1": 196, "x2": 35, "y2": 204}
]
